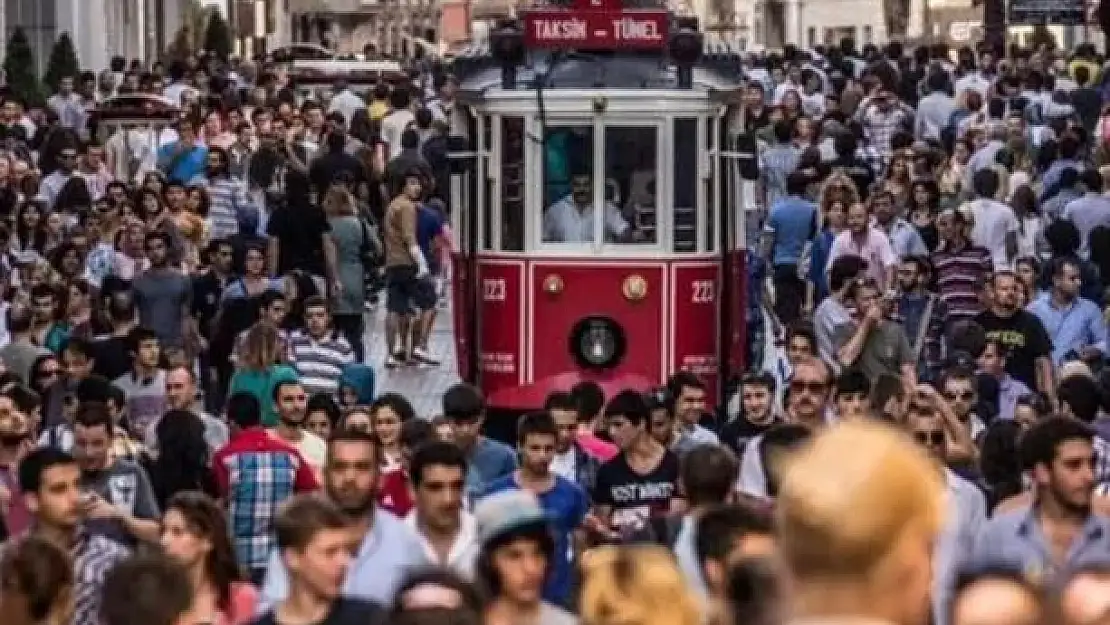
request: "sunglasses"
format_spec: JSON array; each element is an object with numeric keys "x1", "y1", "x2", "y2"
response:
[
  {"x1": 789, "y1": 380, "x2": 827, "y2": 394},
  {"x1": 913, "y1": 431, "x2": 946, "y2": 446},
  {"x1": 944, "y1": 391, "x2": 975, "y2": 401}
]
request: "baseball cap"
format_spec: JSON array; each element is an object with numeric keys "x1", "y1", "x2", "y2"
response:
[{"x1": 474, "y1": 490, "x2": 552, "y2": 547}]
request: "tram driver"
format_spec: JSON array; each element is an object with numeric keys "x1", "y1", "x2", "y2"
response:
[{"x1": 543, "y1": 173, "x2": 644, "y2": 243}]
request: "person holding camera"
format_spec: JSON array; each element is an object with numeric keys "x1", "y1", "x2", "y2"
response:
[{"x1": 832, "y1": 276, "x2": 915, "y2": 387}]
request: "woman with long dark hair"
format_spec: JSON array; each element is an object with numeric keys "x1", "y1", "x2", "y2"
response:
[
  {"x1": 145, "y1": 410, "x2": 217, "y2": 509},
  {"x1": 161, "y1": 491, "x2": 257, "y2": 625}
]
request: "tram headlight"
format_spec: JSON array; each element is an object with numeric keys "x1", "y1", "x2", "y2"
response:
[{"x1": 569, "y1": 316, "x2": 627, "y2": 370}]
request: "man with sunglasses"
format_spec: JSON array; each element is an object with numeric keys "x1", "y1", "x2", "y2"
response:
[
  {"x1": 38, "y1": 145, "x2": 79, "y2": 211},
  {"x1": 736, "y1": 357, "x2": 832, "y2": 499},
  {"x1": 905, "y1": 393, "x2": 987, "y2": 625}
]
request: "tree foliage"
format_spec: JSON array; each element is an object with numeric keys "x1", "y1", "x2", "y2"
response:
[
  {"x1": 3, "y1": 27, "x2": 45, "y2": 107},
  {"x1": 204, "y1": 9, "x2": 234, "y2": 60},
  {"x1": 43, "y1": 32, "x2": 81, "y2": 93}
]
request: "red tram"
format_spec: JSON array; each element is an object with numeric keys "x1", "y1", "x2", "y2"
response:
[{"x1": 447, "y1": 1, "x2": 756, "y2": 425}]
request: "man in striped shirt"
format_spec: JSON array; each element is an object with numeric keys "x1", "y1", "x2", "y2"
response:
[
  {"x1": 202, "y1": 146, "x2": 256, "y2": 241},
  {"x1": 18, "y1": 447, "x2": 130, "y2": 625},
  {"x1": 931, "y1": 207, "x2": 993, "y2": 322},
  {"x1": 287, "y1": 295, "x2": 355, "y2": 399}
]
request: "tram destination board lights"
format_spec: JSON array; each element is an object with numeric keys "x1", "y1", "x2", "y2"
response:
[{"x1": 522, "y1": 0, "x2": 670, "y2": 50}]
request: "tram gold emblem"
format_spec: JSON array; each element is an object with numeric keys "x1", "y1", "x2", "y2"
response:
[
  {"x1": 622, "y1": 275, "x2": 648, "y2": 301},
  {"x1": 543, "y1": 274, "x2": 565, "y2": 296}
]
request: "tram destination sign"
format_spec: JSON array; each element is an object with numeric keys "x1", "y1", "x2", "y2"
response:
[
  {"x1": 522, "y1": 9, "x2": 670, "y2": 49},
  {"x1": 1008, "y1": 0, "x2": 1085, "y2": 25}
]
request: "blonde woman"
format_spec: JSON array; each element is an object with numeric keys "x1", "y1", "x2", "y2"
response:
[
  {"x1": 580, "y1": 545, "x2": 703, "y2": 625},
  {"x1": 227, "y1": 322, "x2": 298, "y2": 427}
]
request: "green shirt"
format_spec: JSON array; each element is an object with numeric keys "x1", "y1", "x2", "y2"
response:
[{"x1": 228, "y1": 364, "x2": 299, "y2": 426}]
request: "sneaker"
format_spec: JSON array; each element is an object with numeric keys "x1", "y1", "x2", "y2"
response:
[
  {"x1": 385, "y1": 352, "x2": 404, "y2": 368},
  {"x1": 412, "y1": 347, "x2": 441, "y2": 366}
]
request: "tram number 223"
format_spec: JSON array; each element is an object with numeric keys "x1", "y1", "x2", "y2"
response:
[
  {"x1": 691, "y1": 280, "x2": 715, "y2": 304},
  {"x1": 483, "y1": 278, "x2": 507, "y2": 302}
]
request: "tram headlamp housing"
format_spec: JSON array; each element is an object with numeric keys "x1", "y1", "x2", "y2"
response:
[
  {"x1": 669, "y1": 17, "x2": 703, "y2": 90},
  {"x1": 569, "y1": 316, "x2": 627, "y2": 370},
  {"x1": 490, "y1": 18, "x2": 525, "y2": 89}
]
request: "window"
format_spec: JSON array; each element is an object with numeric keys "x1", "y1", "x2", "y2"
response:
[
  {"x1": 501, "y1": 117, "x2": 525, "y2": 251},
  {"x1": 541, "y1": 125, "x2": 594, "y2": 243},
  {"x1": 602, "y1": 125, "x2": 657, "y2": 245},
  {"x1": 807, "y1": 27, "x2": 816, "y2": 48},
  {"x1": 674, "y1": 119, "x2": 698, "y2": 253},
  {"x1": 863, "y1": 25, "x2": 873, "y2": 44}
]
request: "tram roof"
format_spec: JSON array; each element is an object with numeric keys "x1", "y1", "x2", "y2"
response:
[{"x1": 450, "y1": 39, "x2": 748, "y2": 100}]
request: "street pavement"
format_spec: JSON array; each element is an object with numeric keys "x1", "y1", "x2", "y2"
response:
[{"x1": 365, "y1": 301, "x2": 461, "y2": 417}]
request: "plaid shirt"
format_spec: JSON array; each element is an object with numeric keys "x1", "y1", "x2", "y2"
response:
[
  {"x1": 859, "y1": 103, "x2": 912, "y2": 158},
  {"x1": 211, "y1": 427, "x2": 318, "y2": 571}
]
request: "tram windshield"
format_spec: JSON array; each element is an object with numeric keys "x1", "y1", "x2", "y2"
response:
[{"x1": 540, "y1": 124, "x2": 658, "y2": 246}]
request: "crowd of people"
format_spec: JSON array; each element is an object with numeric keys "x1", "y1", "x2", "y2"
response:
[{"x1": 1, "y1": 29, "x2": 1110, "y2": 625}]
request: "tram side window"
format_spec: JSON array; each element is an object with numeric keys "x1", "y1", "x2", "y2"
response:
[
  {"x1": 542, "y1": 126, "x2": 595, "y2": 243},
  {"x1": 673, "y1": 118, "x2": 698, "y2": 253},
  {"x1": 604, "y1": 126, "x2": 657, "y2": 245},
  {"x1": 501, "y1": 117, "x2": 525, "y2": 251}
]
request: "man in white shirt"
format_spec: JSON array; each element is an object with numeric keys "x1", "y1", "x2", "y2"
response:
[
  {"x1": 405, "y1": 441, "x2": 479, "y2": 578},
  {"x1": 382, "y1": 90, "x2": 416, "y2": 160},
  {"x1": 543, "y1": 174, "x2": 635, "y2": 243},
  {"x1": 327, "y1": 80, "x2": 365, "y2": 132},
  {"x1": 967, "y1": 168, "x2": 1019, "y2": 269}
]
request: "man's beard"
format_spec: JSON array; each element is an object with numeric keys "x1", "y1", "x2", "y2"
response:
[
  {"x1": 279, "y1": 414, "x2": 304, "y2": 428},
  {"x1": 328, "y1": 484, "x2": 375, "y2": 516}
]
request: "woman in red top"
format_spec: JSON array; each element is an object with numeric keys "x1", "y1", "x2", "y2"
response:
[
  {"x1": 161, "y1": 491, "x2": 259, "y2": 625},
  {"x1": 377, "y1": 418, "x2": 440, "y2": 518}
]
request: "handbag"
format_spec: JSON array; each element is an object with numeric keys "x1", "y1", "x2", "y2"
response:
[{"x1": 358, "y1": 217, "x2": 383, "y2": 271}]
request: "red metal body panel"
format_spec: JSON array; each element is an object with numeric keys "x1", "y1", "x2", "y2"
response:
[
  {"x1": 476, "y1": 260, "x2": 527, "y2": 392},
  {"x1": 458, "y1": 256, "x2": 734, "y2": 411},
  {"x1": 531, "y1": 261, "x2": 666, "y2": 384},
  {"x1": 671, "y1": 263, "x2": 722, "y2": 399}
]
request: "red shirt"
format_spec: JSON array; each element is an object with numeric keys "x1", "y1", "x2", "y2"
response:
[
  {"x1": 377, "y1": 468, "x2": 414, "y2": 517},
  {"x1": 211, "y1": 427, "x2": 319, "y2": 496}
]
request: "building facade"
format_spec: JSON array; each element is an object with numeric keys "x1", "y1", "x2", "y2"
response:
[
  {"x1": 286, "y1": 0, "x2": 438, "y2": 57},
  {"x1": 3, "y1": 0, "x2": 184, "y2": 73},
  {"x1": 738, "y1": 0, "x2": 887, "y2": 49}
]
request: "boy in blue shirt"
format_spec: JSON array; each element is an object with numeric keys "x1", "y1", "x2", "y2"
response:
[
  {"x1": 157, "y1": 119, "x2": 208, "y2": 184},
  {"x1": 481, "y1": 411, "x2": 588, "y2": 608}
]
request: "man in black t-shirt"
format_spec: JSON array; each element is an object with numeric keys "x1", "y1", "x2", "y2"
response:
[
  {"x1": 973, "y1": 271, "x2": 1053, "y2": 403},
  {"x1": 719, "y1": 371, "x2": 780, "y2": 457},
  {"x1": 592, "y1": 390, "x2": 680, "y2": 540},
  {"x1": 254, "y1": 495, "x2": 388, "y2": 625}
]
